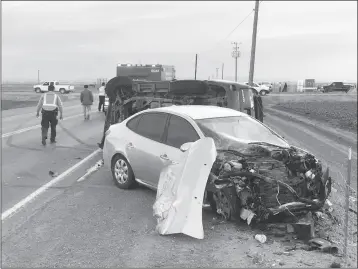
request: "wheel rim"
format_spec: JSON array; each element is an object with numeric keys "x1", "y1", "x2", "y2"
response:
[
  {"x1": 261, "y1": 91, "x2": 266, "y2": 96},
  {"x1": 114, "y1": 159, "x2": 129, "y2": 184}
]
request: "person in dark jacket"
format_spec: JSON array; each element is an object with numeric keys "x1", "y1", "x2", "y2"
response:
[
  {"x1": 80, "y1": 85, "x2": 94, "y2": 120},
  {"x1": 282, "y1": 82, "x2": 288, "y2": 92}
]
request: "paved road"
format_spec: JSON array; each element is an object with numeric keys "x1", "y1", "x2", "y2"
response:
[
  {"x1": 1, "y1": 99, "x2": 104, "y2": 216},
  {"x1": 1, "y1": 102, "x2": 357, "y2": 267}
]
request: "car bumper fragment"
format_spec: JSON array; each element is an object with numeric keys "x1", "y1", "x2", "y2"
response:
[{"x1": 153, "y1": 138, "x2": 217, "y2": 239}]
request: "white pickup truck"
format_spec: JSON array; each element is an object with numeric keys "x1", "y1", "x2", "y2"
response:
[
  {"x1": 33, "y1": 81, "x2": 75, "y2": 94},
  {"x1": 243, "y1": 82, "x2": 271, "y2": 96}
]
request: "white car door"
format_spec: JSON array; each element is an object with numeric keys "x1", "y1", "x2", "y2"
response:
[
  {"x1": 42, "y1": 82, "x2": 49, "y2": 92},
  {"x1": 54, "y1": 81, "x2": 60, "y2": 92},
  {"x1": 126, "y1": 112, "x2": 169, "y2": 187},
  {"x1": 155, "y1": 114, "x2": 201, "y2": 186}
]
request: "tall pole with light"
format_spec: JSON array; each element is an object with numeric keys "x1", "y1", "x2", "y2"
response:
[{"x1": 231, "y1": 42, "x2": 241, "y2": 82}]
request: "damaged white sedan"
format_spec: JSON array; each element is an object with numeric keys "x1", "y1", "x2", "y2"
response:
[{"x1": 103, "y1": 105, "x2": 332, "y2": 239}]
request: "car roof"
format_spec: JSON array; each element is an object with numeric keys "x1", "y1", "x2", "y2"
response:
[{"x1": 151, "y1": 105, "x2": 249, "y2": 120}]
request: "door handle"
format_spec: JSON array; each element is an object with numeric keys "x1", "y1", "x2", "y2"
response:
[
  {"x1": 160, "y1": 154, "x2": 179, "y2": 165},
  {"x1": 126, "y1": 143, "x2": 134, "y2": 149},
  {"x1": 160, "y1": 154, "x2": 170, "y2": 161}
]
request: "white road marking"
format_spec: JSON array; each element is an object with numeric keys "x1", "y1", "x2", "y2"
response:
[
  {"x1": 2, "y1": 113, "x2": 83, "y2": 138},
  {"x1": 1, "y1": 148, "x2": 102, "y2": 221}
]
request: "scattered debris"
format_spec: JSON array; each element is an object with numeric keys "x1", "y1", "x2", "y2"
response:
[
  {"x1": 77, "y1": 160, "x2": 104, "y2": 182},
  {"x1": 308, "y1": 238, "x2": 338, "y2": 254},
  {"x1": 330, "y1": 262, "x2": 341, "y2": 268},
  {"x1": 49, "y1": 170, "x2": 59, "y2": 177},
  {"x1": 324, "y1": 199, "x2": 334, "y2": 213},
  {"x1": 203, "y1": 137, "x2": 333, "y2": 225},
  {"x1": 255, "y1": 234, "x2": 267, "y2": 243}
]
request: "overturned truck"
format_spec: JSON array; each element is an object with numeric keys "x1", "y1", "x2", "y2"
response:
[{"x1": 103, "y1": 77, "x2": 264, "y2": 124}]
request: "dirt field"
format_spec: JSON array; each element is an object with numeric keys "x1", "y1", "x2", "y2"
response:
[
  {"x1": 272, "y1": 101, "x2": 357, "y2": 133},
  {"x1": 263, "y1": 94, "x2": 357, "y2": 133}
]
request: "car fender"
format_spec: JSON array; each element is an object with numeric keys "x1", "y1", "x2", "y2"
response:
[{"x1": 153, "y1": 137, "x2": 217, "y2": 239}]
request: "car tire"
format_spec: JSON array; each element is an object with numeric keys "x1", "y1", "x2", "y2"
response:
[
  {"x1": 260, "y1": 90, "x2": 268, "y2": 96},
  {"x1": 59, "y1": 88, "x2": 66, "y2": 94},
  {"x1": 206, "y1": 191, "x2": 217, "y2": 213},
  {"x1": 35, "y1": 88, "x2": 41, "y2": 93},
  {"x1": 111, "y1": 154, "x2": 137, "y2": 189}
]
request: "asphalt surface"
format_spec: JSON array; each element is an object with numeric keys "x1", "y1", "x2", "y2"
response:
[{"x1": 1, "y1": 94, "x2": 357, "y2": 268}]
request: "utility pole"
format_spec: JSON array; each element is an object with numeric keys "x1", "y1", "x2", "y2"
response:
[
  {"x1": 231, "y1": 42, "x2": 241, "y2": 82},
  {"x1": 216, "y1": 68, "x2": 219, "y2": 79},
  {"x1": 248, "y1": 0, "x2": 260, "y2": 86},
  {"x1": 194, "y1": 54, "x2": 198, "y2": 80},
  {"x1": 222, "y1": 63, "x2": 224, "y2": 79},
  {"x1": 38, "y1": 69, "x2": 40, "y2": 84}
]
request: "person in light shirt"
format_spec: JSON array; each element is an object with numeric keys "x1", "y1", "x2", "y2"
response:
[
  {"x1": 36, "y1": 82, "x2": 63, "y2": 146},
  {"x1": 98, "y1": 82, "x2": 106, "y2": 112}
]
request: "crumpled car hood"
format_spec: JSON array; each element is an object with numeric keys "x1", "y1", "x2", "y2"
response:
[{"x1": 153, "y1": 133, "x2": 332, "y2": 239}]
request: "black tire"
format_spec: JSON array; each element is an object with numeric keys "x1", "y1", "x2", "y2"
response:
[
  {"x1": 59, "y1": 88, "x2": 66, "y2": 94},
  {"x1": 206, "y1": 191, "x2": 217, "y2": 213},
  {"x1": 35, "y1": 88, "x2": 41, "y2": 93},
  {"x1": 111, "y1": 154, "x2": 137, "y2": 189},
  {"x1": 260, "y1": 90, "x2": 268, "y2": 96}
]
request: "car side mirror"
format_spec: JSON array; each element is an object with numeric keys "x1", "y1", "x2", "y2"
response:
[{"x1": 180, "y1": 142, "x2": 193, "y2": 152}]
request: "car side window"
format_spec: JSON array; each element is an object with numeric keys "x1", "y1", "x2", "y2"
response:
[
  {"x1": 126, "y1": 115, "x2": 142, "y2": 132},
  {"x1": 165, "y1": 115, "x2": 200, "y2": 149},
  {"x1": 136, "y1": 113, "x2": 168, "y2": 143},
  {"x1": 43, "y1": 82, "x2": 49, "y2": 86}
]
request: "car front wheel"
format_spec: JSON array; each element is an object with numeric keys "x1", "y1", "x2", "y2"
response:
[
  {"x1": 35, "y1": 88, "x2": 41, "y2": 93},
  {"x1": 260, "y1": 90, "x2": 268, "y2": 96},
  {"x1": 111, "y1": 154, "x2": 137, "y2": 189},
  {"x1": 59, "y1": 88, "x2": 66, "y2": 94}
]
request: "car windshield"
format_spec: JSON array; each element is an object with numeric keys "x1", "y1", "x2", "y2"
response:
[{"x1": 196, "y1": 116, "x2": 289, "y2": 149}]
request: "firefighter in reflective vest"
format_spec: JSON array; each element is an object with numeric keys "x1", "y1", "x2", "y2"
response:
[{"x1": 36, "y1": 84, "x2": 63, "y2": 145}]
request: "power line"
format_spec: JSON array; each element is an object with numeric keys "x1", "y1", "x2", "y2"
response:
[
  {"x1": 224, "y1": 1, "x2": 264, "y2": 41},
  {"x1": 201, "y1": 1, "x2": 264, "y2": 55}
]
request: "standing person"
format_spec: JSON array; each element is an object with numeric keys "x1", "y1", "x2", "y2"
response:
[
  {"x1": 80, "y1": 85, "x2": 94, "y2": 120},
  {"x1": 36, "y1": 83, "x2": 63, "y2": 146},
  {"x1": 278, "y1": 82, "x2": 282, "y2": 92},
  {"x1": 98, "y1": 82, "x2": 106, "y2": 112},
  {"x1": 282, "y1": 82, "x2": 288, "y2": 92}
]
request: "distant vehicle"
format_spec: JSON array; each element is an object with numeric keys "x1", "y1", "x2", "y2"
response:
[
  {"x1": 243, "y1": 82, "x2": 270, "y2": 96},
  {"x1": 322, "y1": 82, "x2": 351, "y2": 93},
  {"x1": 258, "y1": 82, "x2": 273, "y2": 91},
  {"x1": 33, "y1": 81, "x2": 75, "y2": 94},
  {"x1": 116, "y1": 64, "x2": 176, "y2": 81}
]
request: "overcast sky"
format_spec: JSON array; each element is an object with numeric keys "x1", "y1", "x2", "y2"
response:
[{"x1": 2, "y1": 1, "x2": 357, "y2": 83}]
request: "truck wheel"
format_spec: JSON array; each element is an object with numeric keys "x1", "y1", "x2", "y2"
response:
[
  {"x1": 59, "y1": 88, "x2": 66, "y2": 94},
  {"x1": 260, "y1": 90, "x2": 268, "y2": 96},
  {"x1": 35, "y1": 88, "x2": 41, "y2": 93}
]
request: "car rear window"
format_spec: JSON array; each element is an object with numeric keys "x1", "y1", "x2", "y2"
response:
[
  {"x1": 136, "y1": 113, "x2": 168, "y2": 143},
  {"x1": 165, "y1": 115, "x2": 200, "y2": 149},
  {"x1": 126, "y1": 115, "x2": 142, "y2": 132}
]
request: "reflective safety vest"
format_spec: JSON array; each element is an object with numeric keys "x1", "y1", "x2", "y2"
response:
[{"x1": 42, "y1": 93, "x2": 58, "y2": 111}]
